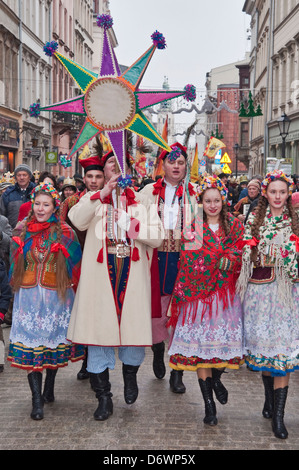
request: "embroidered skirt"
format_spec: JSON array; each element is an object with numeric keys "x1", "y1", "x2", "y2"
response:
[
  {"x1": 168, "y1": 295, "x2": 244, "y2": 370},
  {"x1": 243, "y1": 280, "x2": 299, "y2": 376},
  {"x1": 7, "y1": 285, "x2": 85, "y2": 371}
]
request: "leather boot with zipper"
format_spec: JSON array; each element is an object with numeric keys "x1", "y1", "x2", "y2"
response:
[
  {"x1": 198, "y1": 377, "x2": 218, "y2": 426},
  {"x1": 211, "y1": 368, "x2": 228, "y2": 404},
  {"x1": 272, "y1": 386, "x2": 288, "y2": 439},
  {"x1": 43, "y1": 368, "x2": 58, "y2": 403},
  {"x1": 262, "y1": 374, "x2": 274, "y2": 419},
  {"x1": 27, "y1": 371, "x2": 44, "y2": 420}
]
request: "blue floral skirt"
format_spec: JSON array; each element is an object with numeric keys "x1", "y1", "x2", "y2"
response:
[
  {"x1": 243, "y1": 280, "x2": 299, "y2": 376},
  {"x1": 7, "y1": 286, "x2": 85, "y2": 371}
]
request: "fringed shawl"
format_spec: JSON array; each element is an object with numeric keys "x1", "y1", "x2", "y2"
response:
[
  {"x1": 237, "y1": 207, "x2": 299, "y2": 308},
  {"x1": 168, "y1": 213, "x2": 244, "y2": 329},
  {"x1": 10, "y1": 216, "x2": 82, "y2": 288}
]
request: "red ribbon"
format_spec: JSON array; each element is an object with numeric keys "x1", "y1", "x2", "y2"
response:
[
  {"x1": 12, "y1": 236, "x2": 24, "y2": 257},
  {"x1": 188, "y1": 182, "x2": 196, "y2": 196},
  {"x1": 124, "y1": 187, "x2": 137, "y2": 206},
  {"x1": 290, "y1": 234, "x2": 299, "y2": 252},
  {"x1": 236, "y1": 237, "x2": 260, "y2": 249},
  {"x1": 51, "y1": 243, "x2": 70, "y2": 258},
  {"x1": 152, "y1": 178, "x2": 163, "y2": 195}
]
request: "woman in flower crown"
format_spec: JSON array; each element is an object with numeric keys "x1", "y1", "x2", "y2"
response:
[
  {"x1": 168, "y1": 175, "x2": 245, "y2": 426},
  {"x1": 7, "y1": 183, "x2": 84, "y2": 421},
  {"x1": 237, "y1": 170, "x2": 299, "y2": 439}
]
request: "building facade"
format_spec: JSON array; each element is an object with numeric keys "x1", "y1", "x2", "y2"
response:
[
  {"x1": 205, "y1": 55, "x2": 250, "y2": 176},
  {"x1": 0, "y1": 0, "x2": 52, "y2": 176},
  {"x1": 0, "y1": 0, "x2": 98, "y2": 177},
  {"x1": 244, "y1": 0, "x2": 299, "y2": 176}
]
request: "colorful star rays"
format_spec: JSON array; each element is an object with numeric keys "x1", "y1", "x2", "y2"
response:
[{"x1": 32, "y1": 15, "x2": 196, "y2": 176}]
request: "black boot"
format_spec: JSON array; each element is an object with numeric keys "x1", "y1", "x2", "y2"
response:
[
  {"x1": 169, "y1": 370, "x2": 186, "y2": 393},
  {"x1": 262, "y1": 374, "x2": 274, "y2": 419},
  {"x1": 198, "y1": 377, "x2": 218, "y2": 426},
  {"x1": 122, "y1": 364, "x2": 139, "y2": 404},
  {"x1": 43, "y1": 368, "x2": 58, "y2": 403},
  {"x1": 151, "y1": 341, "x2": 166, "y2": 379},
  {"x1": 77, "y1": 348, "x2": 89, "y2": 380},
  {"x1": 89, "y1": 369, "x2": 113, "y2": 421},
  {"x1": 272, "y1": 386, "x2": 288, "y2": 439},
  {"x1": 27, "y1": 371, "x2": 44, "y2": 420},
  {"x1": 211, "y1": 368, "x2": 228, "y2": 404}
]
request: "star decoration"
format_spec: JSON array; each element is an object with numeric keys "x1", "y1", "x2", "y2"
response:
[{"x1": 32, "y1": 15, "x2": 196, "y2": 176}]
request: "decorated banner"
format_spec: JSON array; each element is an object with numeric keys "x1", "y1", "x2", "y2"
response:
[
  {"x1": 135, "y1": 136, "x2": 147, "y2": 177},
  {"x1": 203, "y1": 137, "x2": 226, "y2": 159},
  {"x1": 153, "y1": 116, "x2": 168, "y2": 179},
  {"x1": 190, "y1": 143, "x2": 199, "y2": 182}
]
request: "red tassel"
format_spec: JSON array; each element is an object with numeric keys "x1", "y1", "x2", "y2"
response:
[
  {"x1": 97, "y1": 247, "x2": 104, "y2": 263},
  {"x1": 132, "y1": 246, "x2": 140, "y2": 261}
]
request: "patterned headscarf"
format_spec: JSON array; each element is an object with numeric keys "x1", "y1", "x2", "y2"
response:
[
  {"x1": 261, "y1": 170, "x2": 294, "y2": 196},
  {"x1": 30, "y1": 183, "x2": 61, "y2": 209},
  {"x1": 197, "y1": 175, "x2": 228, "y2": 202}
]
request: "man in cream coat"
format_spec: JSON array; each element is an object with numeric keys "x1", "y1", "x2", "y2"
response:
[{"x1": 67, "y1": 151, "x2": 164, "y2": 421}]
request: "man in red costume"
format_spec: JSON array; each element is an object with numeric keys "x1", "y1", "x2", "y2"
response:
[{"x1": 140, "y1": 142, "x2": 198, "y2": 393}]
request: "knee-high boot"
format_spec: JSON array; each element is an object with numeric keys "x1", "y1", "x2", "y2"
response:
[
  {"x1": 77, "y1": 347, "x2": 89, "y2": 380},
  {"x1": 272, "y1": 386, "x2": 288, "y2": 439},
  {"x1": 198, "y1": 377, "x2": 218, "y2": 426},
  {"x1": 169, "y1": 370, "x2": 186, "y2": 393},
  {"x1": 151, "y1": 341, "x2": 166, "y2": 379},
  {"x1": 211, "y1": 368, "x2": 228, "y2": 404},
  {"x1": 262, "y1": 374, "x2": 274, "y2": 419},
  {"x1": 89, "y1": 369, "x2": 113, "y2": 421},
  {"x1": 27, "y1": 371, "x2": 44, "y2": 420},
  {"x1": 122, "y1": 364, "x2": 139, "y2": 404},
  {"x1": 43, "y1": 368, "x2": 58, "y2": 403}
]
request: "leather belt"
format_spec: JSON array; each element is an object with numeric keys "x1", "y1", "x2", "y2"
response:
[{"x1": 107, "y1": 244, "x2": 131, "y2": 258}]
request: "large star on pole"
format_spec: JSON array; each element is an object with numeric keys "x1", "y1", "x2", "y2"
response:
[{"x1": 31, "y1": 15, "x2": 196, "y2": 176}]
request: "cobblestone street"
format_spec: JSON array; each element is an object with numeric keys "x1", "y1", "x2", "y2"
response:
[{"x1": 1, "y1": 325, "x2": 299, "y2": 452}]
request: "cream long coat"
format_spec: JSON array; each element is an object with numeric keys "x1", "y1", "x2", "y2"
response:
[{"x1": 66, "y1": 190, "x2": 164, "y2": 347}]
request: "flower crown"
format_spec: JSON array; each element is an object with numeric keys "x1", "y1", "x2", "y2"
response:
[
  {"x1": 197, "y1": 175, "x2": 228, "y2": 202},
  {"x1": 261, "y1": 170, "x2": 294, "y2": 196},
  {"x1": 30, "y1": 183, "x2": 61, "y2": 209}
]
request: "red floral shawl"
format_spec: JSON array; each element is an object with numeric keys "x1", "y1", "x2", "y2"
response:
[{"x1": 168, "y1": 213, "x2": 244, "y2": 327}]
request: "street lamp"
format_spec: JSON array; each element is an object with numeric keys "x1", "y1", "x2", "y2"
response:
[
  {"x1": 277, "y1": 112, "x2": 290, "y2": 159},
  {"x1": 233, "y1": 143, "x2": 239, "y2": 177}
]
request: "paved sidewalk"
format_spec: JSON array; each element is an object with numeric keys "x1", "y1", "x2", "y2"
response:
[{"x1": 1, "y1": 325, "x2": 299, "y2": 451}]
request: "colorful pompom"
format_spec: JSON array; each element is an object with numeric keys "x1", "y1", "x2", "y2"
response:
[
  {"x1": 60, "y1": 155, "x2": 72, "y2": 169},
  {"x1": 29, "y1": 103, "x2": 41, "y2": 118},
  {"x1": 151, "y1": 30, "x2": 166, "y2": 49},
  {"x1": 96, "y1": 14, "x2": 113, "y2": 30},
  {"x1": 43, "y1": 41, "x2": 58, "y2": 57},
  {"x1": 117, "y1": 174, "x2": 132, "y2": 189},
  {"x1": 168, "y1": 146, "x2": 182, "y2": 162},
  {"x1": 184, "y1": 84, "x2": 196, "y2": 102}
]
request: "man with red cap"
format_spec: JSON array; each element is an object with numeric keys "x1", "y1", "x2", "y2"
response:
[
  {"x1": 60, "y1": 150, "x2": 105, "y2": 248},
  {"x1": 66, "y1": 148, "x2": 164, "y2": 421},
  {"x1": 140, "y1": 142, "x2": 199, "y2": 393}
]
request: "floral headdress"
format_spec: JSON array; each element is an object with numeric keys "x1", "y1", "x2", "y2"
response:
[
  {"x1": 197, "y1": 175, "x2": 228, "y2": 202},
  {"x1": 30, "y1": 183, "x2": 61, "y2": 209},
  {"x1": 261, "y1": 170, "x2": 294, "y2": 196}
]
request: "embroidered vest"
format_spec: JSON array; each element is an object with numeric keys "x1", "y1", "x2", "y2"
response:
[{"x1": 21, "y1": 248, "x2": 59, "y2": 290}]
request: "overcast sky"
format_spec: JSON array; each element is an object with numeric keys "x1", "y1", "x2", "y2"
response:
[{"x1": 110, "y1": 0, "x2": 251, "y2": 99}]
